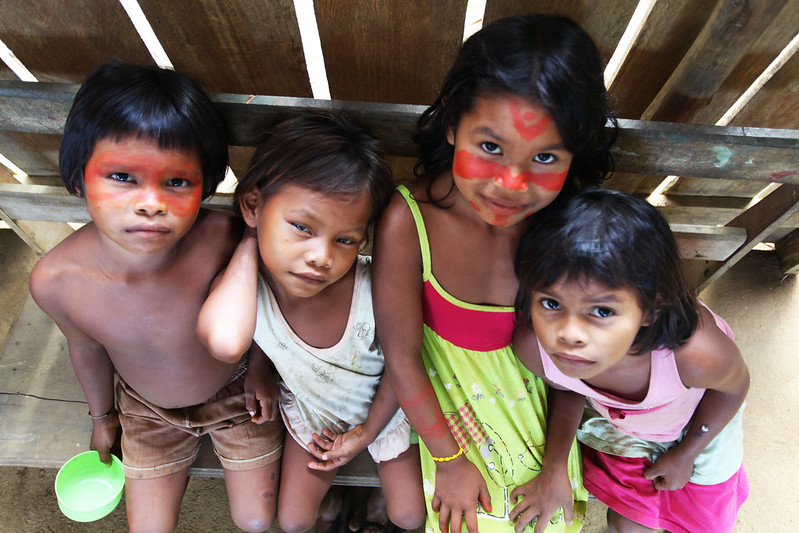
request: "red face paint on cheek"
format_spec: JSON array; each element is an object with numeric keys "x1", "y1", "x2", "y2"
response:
[
  {"x1": 509, "y1": 99, "x2": 553, "y2": 141},
  {"x1": 168, "y1": 190, "x2": 202, "y2": 218},
  {"x1": 453, "y1": 150, "x2": 567, "y2": 192}
]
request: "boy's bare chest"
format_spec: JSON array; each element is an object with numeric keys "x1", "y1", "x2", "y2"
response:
[{"x1": 71, "y1": 272, "x2": 207, "y2": 354}]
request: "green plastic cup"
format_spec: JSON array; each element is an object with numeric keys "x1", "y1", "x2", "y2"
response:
[{"x1": 55, "y1": 451, "x2": 124, "y2": 522}]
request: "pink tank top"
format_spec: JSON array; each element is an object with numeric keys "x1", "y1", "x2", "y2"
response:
[{"x1": 539, "y1": 304, "x2": 734, "y2": 442}]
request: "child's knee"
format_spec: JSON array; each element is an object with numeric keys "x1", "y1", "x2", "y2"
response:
[
  {"x1": 276, "y1": 512, "x2": 314, "y2": 533},
  {"x1": 388, "y1": 505, "x2": 426, "y2": 530},
  {"x1": 231, "y1": 507, "x2": 276, "y2": 533}
]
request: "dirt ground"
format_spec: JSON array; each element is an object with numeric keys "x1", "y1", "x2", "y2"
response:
[{"x1": 2, "y1": 226, "x2": 798, "y2": 531}]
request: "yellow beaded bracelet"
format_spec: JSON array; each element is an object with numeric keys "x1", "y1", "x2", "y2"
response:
[{"x1": 431, "y1": 447, "x2": 464, "y2": 463}]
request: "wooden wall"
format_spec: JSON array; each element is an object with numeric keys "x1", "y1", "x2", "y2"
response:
[{"x1": 1, "y1": 0, "x2": 798, "y2": 280}]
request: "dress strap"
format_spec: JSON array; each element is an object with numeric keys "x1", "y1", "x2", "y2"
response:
[{"x1": 396, "y1": 185, "x2": 432, "y2": 280}]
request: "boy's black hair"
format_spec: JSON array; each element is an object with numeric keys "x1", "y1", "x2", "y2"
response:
[
  {"x1": 515, "y1": 188, "x2": 699, "y2": 354},
  {"x1": 234, "y1": 109, "x2": 394, "y2": 225},
  {"x1": 414, "y1": 13, "x2": 616, "y2": 204},
  {"x1": 59, "y1": 61, "x2": 228, "y2": 199}
]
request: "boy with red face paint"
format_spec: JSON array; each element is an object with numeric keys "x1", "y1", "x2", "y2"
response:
[
  {"x1": 30, "y1": 62, "x2": 284, "y2": 533},
  {"x1": 372, "y1": 14, "x2": 617, "y2": 533}
]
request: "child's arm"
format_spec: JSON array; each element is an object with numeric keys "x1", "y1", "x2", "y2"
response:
[
  {"x1": 306, "y1": 366, "x2": 400, "y2": 470},
  {"x1": 197, "y1": 228, "x2": 259, "y2": 363},
  {"x1": 510, "y1": 325, "x2": 582, "y2": 533},
  {"x1": 372, "y1": 194, "x2": 490, "y2": 533},
  {"x1": 243, "y1": 343, "x2": 280, "y2": 423},
  {"x1": 30, "y1": 264, "x2": 119, "y2": 465},
  {"x1": 644, "y1": 307, "x2": 750, "y2": 490}
]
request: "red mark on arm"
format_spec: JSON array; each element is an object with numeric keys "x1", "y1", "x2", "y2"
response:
[{"x1": 404, "y1": 382, "x2": 451, "y2": 440}]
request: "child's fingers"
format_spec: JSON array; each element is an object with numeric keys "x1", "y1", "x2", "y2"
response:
[
  {"x1": 245, "y1": 392, "x2": 257, "y2": 418},
  {"x1": 311, "y1": 432, "x2": 334, "y2": 450}
]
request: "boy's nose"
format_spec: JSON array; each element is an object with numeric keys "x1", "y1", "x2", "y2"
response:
[
  {"x1": 306, "y1": 240, "x2": 333, "y2": 269},
  {"x1": 134, "y1": 189, "x2": 167, "y2": 216}
]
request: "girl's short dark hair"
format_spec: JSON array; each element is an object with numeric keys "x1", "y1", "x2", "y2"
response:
[
  {"x1": 234, "y1": 109, "x2": 394, "y2": 225},
  {"x1": 415, "y1": 13, "x2": 616, "y2": 203},
  {"x1": 515, "y1": 188, "x2": 699, "y2": 354},
  {"x1": 59, "y1": 61, "x2": 228, "y2": 199}
]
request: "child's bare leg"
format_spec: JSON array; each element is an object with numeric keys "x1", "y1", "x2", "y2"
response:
[
  {"x1": 277, "y1": 435, "x2": 338, "y2": 533},
  {"x1": 125, "y1": 469, "x2": 189, "y2": 533},
  {"x1": 375, "y1": 444, "x2": 425, "y2": 530},
  {"x1": 224, "y1": 461, "x2": 281, "y2": 532},
  {"x1": 607, "y1": 508, "x2": 661, "y2": 533}
]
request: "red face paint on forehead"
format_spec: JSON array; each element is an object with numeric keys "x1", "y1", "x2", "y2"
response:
[
  {"x1": 508, "y1": 99, "x2": 554, "y2": 141},
  {"x1": 453, "y1": 150, "x2": 568, "y2": 192}
]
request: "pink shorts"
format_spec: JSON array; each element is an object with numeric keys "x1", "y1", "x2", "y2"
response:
[
  {"x1": 582, "y1": 446, "x2": 749, "y2": 533},
  {"x1": 116, "y1": 376, "x2": 284, "y2": 479}
]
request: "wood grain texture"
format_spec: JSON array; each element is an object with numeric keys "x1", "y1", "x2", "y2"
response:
[
  {"x1": 0, "y1": 0, "x2": 152, "y2": 83},
  {"x1": 138, "y1": 0, "x2": 312, "y2": 97},
  {"x1": 483, "y1": 0, "x2": 638, "y2": 64},
  {"x1": 315, "y1": 0, "x2": 467, "y2": 104},
  {"x1": 609, "y1": 0, "x2": 718, "y2": 119},
  {"x1": 643, "y1": 0, "x2": 789, "y2": 123}
]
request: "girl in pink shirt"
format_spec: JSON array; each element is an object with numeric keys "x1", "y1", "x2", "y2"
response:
[{"x1": 514, "y1": 188, "x2": 749, "y2": 533}]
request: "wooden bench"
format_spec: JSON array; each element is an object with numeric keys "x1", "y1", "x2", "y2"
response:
[{"x1": 1, "y1": 81, "x2": 798, "y2": 482}]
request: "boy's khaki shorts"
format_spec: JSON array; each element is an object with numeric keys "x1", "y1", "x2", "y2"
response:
[{"x1": 116, "y1": 375, "x2": 284, "y2": 479}]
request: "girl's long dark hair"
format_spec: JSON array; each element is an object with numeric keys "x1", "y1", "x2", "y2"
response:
[{"x1": 414, "y1": 14, "x2": 617, "y2": 205}]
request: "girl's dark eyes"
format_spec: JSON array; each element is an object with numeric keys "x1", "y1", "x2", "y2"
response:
[
  {"x1": 481, "y1": 142, "x2": 502, "y2": 155},
  {"x1": 534, "y1": 153, "x2": 557, "y2": 164},
  {"x1": 166, "y1": 178, "x2": 191, "y2": 188},
  {"x1": 337, "y1": 237, "x2": 358, "y2": 246},
  {"x1": 540, "y1": 298, "x2": 560, "y2": 310},
  {"x1": 590, "y1": 307, "x2": 615, "y2": 318},
  {"x1": 108, "y1": 172, "x2": 133, "y2": 182},
  {"x1": 291, "y1": 222, "x2": 309, "y2": 233}
]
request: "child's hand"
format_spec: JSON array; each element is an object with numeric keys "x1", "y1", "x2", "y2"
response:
[
  {"x1": 306, "y1": 426, "x2": 369, "y2": 471},
  {"x1": 509, "y1": 465, "x2": 573, "y2": 533},
  {"x1": 432, "y1": 457, "x2": 491, "y2": 533},
  {"x1": 89, "y1": 412, "x2": 120, "y2": 466},
  {"x1": 643, "y1": 446, "x2": 695, "y2": 490},
  {"x1": 244, "y1": 368, "x2": 279, "y2": 424}
]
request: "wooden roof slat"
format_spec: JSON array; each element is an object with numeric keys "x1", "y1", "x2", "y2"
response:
[
  {"x1": 314, "y1": 0, "x2": 468, "y2": 104},
  {"x1": 608, "y1": 0, "x2": 718, "y2": 119},
  {"x1": 0, "y1": 132, "x2": 60, "y2": 178},
  {"x1": 137, "y1": 0, "x2": 312, "y2": 97},
  {"x1": 0, "y1": 0, "x2": 152, "y2": 83},
  {"x1": 483, "y1": 0, "x2": 638, "y2": 66},
  {"x1": 1, "y1": 81, "x2": 797, "y2": 184},
  {"x1": 732, "y1": 43, "x2": 799, "y2": 130},
  {"x1": 688, "y1": 1, "x2": 799, "y2": 127},
  {"x1": 643, "y1": 0, "x2": 790, "y2": 123}
]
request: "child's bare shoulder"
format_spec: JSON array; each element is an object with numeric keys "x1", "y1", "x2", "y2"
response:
[
  {"x1": 29, "y1": 226, "x2": 99, "y2": 312},
  {"x1": 184, "y1": 209, "x2": 242, "y2": 253},
  {"x1": 675, "y1": 306, "x2": 743, "y2": 388}
]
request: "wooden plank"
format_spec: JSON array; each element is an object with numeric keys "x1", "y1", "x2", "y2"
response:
[
  {"x1": 609, "y1": 0, "x2": 718, "y2": 119},
  {"x1": 137, "y1": 0, "x2": 311, "y2": 97},
  {"x1": 732, "y1": 41, "x2": 799, "y2": 130},
  {"x1": 315, "y1": 0, "x2": 467, "y2": 104},
  {"x1": 672, "y1": 224, "x2": 746, "y2": 261},
  {"x1": 0, "y1": 173, "x2": 74, "y2": 255},
  {"x1": 776, "y1": 229, "x2": 799, "y2": 274},
  {"x1": 696, "y1": 184, "x2": 799, "y2": 291},
  {"x1": 0, "y1": 293, "x2": 381, "y2": 485},
  {"x1": 0, "y1": 1, "x2": 152, "y2": 83},
  {"x1": 1, "y1": 81, "x2": 798, "y2": 182},
  {"x1": 688, "y1": 2, "x2": 799, "y2": 126},
  {"x1": 643, "y1": 0, "x2": 789, "y2": 123},
  {"x1": 483, "y1": 0, "x2": 638, "y2": 66},
  {"x1": 0, "y1": 132, "x2": 61, "y2": 179}
]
